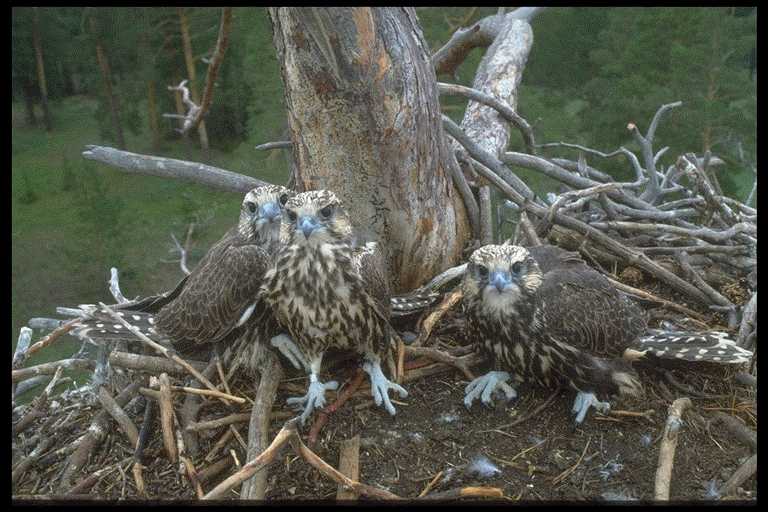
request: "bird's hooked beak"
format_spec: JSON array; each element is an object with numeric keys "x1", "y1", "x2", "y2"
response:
[
  {"x1": 298, "y1": 215, "x2": 320, "y2": 238},
  {"x1": 489, "y1": 270, "x2": 513, "y2": 293},
  {"x1": 259, "y1": 201, "x2": 281, "y2": 222}
]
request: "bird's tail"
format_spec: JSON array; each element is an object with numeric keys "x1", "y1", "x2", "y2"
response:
[
  {"x1": 68, "y1": 304, "x2": 164, "y2": 345},
  {"x1": 624, "y1": 330, "x2": 752, "y2": 364},
  {"x1": 389, "y1": 290, "x2": 441, "y2": 316},
  {"x1": 608, "y1": 362, "x2": 644, "y2": 398}
]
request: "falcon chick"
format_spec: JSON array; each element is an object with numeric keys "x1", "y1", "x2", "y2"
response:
[
  {"x1": 72, "y1": 185, "x2": 294, "y2": 371},
  {"x1": 261, "y1": 190, "x2": 407, "y2": 424},
  {"x1": 462, "y1": 244, "x2": 752, "y2": 424}
]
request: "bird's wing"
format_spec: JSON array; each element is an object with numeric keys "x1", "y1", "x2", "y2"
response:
[
  {"x1": 535, "y1": 264, "x2": 646, "y2": 358},
  {"x1": 154, "y1": 231, "x2": 272, "y2": 351},
  {"x1": 351, "y1": 242, "x2": 392, "y2": 320},
  {"x1": 527, "y1": 244, "x2": 584, "y2": 273}
]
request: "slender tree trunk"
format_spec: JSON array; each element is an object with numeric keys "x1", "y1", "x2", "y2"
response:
[
  {"x1": 31, "y1": 7, "x2": 52, "y2": 131},
  {"x1": 178, "y1": 7, "x2": 210, "y2": 159},
  {"x1": 90, "y1": 14, "x2": 126, "y2": 150},
  {"x1": 269, "y1": 7, "x2": 469, "y2": 291},
  {"x1": 22, "y1": 80, "x2": 37, "y2": 127},
  {"x1": 147, "y1": 81, "x2": 161, "y2": 150}
]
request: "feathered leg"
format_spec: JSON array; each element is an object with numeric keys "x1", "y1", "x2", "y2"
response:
[
  {"x1": 463, "y1": 371, "x2": 518, "y2": 409},
  {"x1": 362, "y1": 356, "x2": 408, "y2": 416},
  {"x1": 270, "y1": 333, "x2": 308, "y2": 371},
  {"x1": 285, "y1": 353, "x2": 338, "y2": 424}
]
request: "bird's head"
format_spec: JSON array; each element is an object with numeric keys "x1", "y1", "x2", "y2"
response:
[
  {"x1": 463, "y1": 244, "x2": 543, "y2": 311},
  {"x1": 282, "y1": 189, "x2": 352, "y2": 246},
  {"x1": 239, "y1": 185, "x2": 293, "y2": 243}
]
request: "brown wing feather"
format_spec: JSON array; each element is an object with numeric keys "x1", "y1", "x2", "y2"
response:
[
  {"x1": 155, "y1": 228, "x2": 271, "y2": 351},
  {"x1": 535, "y1": 263, "x2": 647, "y2": 358}
]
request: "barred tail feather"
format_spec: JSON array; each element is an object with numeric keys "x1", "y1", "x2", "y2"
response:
[
  {"x1": 626, "y1": 330, "x2": 752, "y2": 364},
  {"x1": 70, "y1": 305, "x2": 162, "y2": 345},
  {"x1": 389, "y1": 291, "x2": 441, "y2": 316}
]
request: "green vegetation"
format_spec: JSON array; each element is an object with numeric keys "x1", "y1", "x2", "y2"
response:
[{"x1": 12, "y1": 7, "x2": 756, "y2": 365}]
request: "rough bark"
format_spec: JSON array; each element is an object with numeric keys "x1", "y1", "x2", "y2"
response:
[
  {"x1": 269, "y1": 7, "x2": 469, "y2": 291},
  {"x1": 31, "y1": 7, "x2": 52, "y2": 131},
  {"x1": 90, "y1": 13, "x2": 126, "y2": 149},
  {"x1": 178, "y1": 7, "x2": 210, "y2": 156}
]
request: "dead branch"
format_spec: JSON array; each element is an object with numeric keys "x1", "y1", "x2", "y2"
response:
[
  {"x1": 82, "y1": 145, "x2": 268, "y2": 194},
  {"x1": 737, "y1": 292, "x2": 756, "y2": 349},
  {"x1": 255, "y1": 140, "x2": 292, "y2": 151},
  {"x1": 109, "y1": 350, "x2": 207, "y2": 376},
  {"x1": 404, "y1": 346, "x2": 476, "y2": 381},
  {"x1": 432, "y1": 8, "x2": 544, "y2": 76},
  {"x1": 654, "y1": 397, "x2": 693, "y2": 500},
  {"x1": 109, "y1": 267, "x2": 128, "y2": 303},
  {"x1": 98, "y1": 302, "x2": 229, "y2": 404},
  {"x1": 58, "y1": 381, "x2": 141, "y2": 492},
  {"x1": 438, "y1": 82, "x2": 535, "y2": 154},
  {"x1": 336, "y1": 435, "x2": 361, "y2": 500},
  {"x1": 240, "y1": 354, "x2": 283, "y2": 500},
  {"x1": 186, "y1": 412, "x2": 252, "y2": 433},
  {"x1": 12, "y1": 358, "x2": 95, "y2": 383},
  {"x1": 446, "y1": 147, "x2": 480, "y2": 239},
  {"x1": 96, "y1": 386, "x2": 140, "y2": 448},
  {"x1": 420, "y1": 486, "x2": 505, "y2": 500},
  {"x1": 710, "y1": 412, "x2": 756, "y2": 452},
  {"x1": 413, "y1": 288, "x2": 464, "y2": 347},
  {"x1": 169, "y1": 231, "x2": 192, "y2": 276},
  {"x1": 157, "y1": 373, "x2": 178, "y2": 463},
  {"x1": 478, "y1": 185, "x2": 493, "y2": 244},
  {"x1": 718, "y1": 453, "x2": 756, "y2": 498}
]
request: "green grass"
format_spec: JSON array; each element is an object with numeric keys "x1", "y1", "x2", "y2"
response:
[{"x1": 11, "y1": 95, "x2": 290, "y2": 368}]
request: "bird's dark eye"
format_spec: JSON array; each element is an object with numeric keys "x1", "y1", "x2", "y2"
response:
[
  {"x1": 246, "y1": 201, "x2": 257, "y2": 213},
  {"x1": 279, "y1": 193, "x2": 289, "y2": 206},
  {"x1": 319, "y1": 205, "x2": 333, "y2": 218},
  {"x1": 511, "y1": 262, "x2": 522, "y2": 274},
  {"x1": 477, "y1": 265, "x2": 489, "y2": 278},
  {"x1": 287, "y1": 210, "x2": 297, "y2": 222}
]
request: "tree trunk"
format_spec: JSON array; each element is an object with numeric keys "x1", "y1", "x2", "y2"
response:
[
  {"x1": 147, "y1": 81, "x2": 161, "y2": 150},
  {"x1": 31, "y1": 7, "x2": 52, "y2": 131},
  {"x1": 178, "y1": 7, "x2": 211, "y2": 159},
  {"x1": 90, "y1": 14, "x2": 126, "y2": 150},
  {"x1": 269, "y1": 7, "x2": 469, "y2": 291}
]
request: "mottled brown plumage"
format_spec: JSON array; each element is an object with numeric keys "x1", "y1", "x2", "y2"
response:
[
  {"x1": 259, "y1": 190, "x2": 406, "y2": 422},
  {"x1": 462, "y1": 243, "x2": 751, "y2": 423},
  {"x1": 71, "y1": 185, "x2": 293, "y2": 360}
]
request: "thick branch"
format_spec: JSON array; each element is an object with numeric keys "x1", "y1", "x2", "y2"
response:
[{"x1": 82, "y1": 145, "x2": 268, "y2": 194}]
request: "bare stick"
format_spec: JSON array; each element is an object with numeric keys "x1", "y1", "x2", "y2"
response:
[
  {"x1": 405, "y1": 346, "x2": 475, "y2": 381},
  {"x1": 737, "y1": 292, "x2": 756, "y2": 348},
  {"x1": 518, "y1": 210, "x2": 540, "y2": 246},
  {"x1": 169, "y1": 232, "x2": 191, "y2": 276},
  {"x1": 255, "y1": 140, "x2": 292, "y2": 151},
  {"x1": 186, "y1": 413, "x2": 252, "y2": 433},
  {"x1": 98, "y1": 302, "x2": 228, "y2": 404},
  {"x1": 654, "y1": 397, "x2": 693, "y2": 500},
  {"x1": 203, "y1": 419, "x2": 298, "y2": 499},
  {"x1": 336, "y1": 435, "x2": 361, "y2": 500},
  {"x1": 718, "y1": 453, "x2": 756, "y2": 498},
  {"x1": 109, "y1": 350, "x2": 207, "y2": 376},
  {"x1": 82, "y1": 145, "x2": 268, "y2": 194},
  {"x1": 413, "y1": 288, "x2": 464, "y2": 347},
  {"x1": 109, "y1": 267, "x2": 128, "y2": 303},
  {"x1": 12, "y1": 358, "x2": 95, "y2": 383},
  {"x1": 96, "y1": 386, "x2": 139, "y2": 448},
  {"x1": 439, "y1": 82, "x2": 535, "y2": 154},
  {"x1": 240, "y1": 355, "x2": 283, "y2": 500},
  {"x1": 710, "y1": 412, "x2": 756, "y2": 452},
  {"x1": 291, "y1": 434, "x2": 402, "y2": 500},
  {"x1": 158, "y1": 373, "x2": 178, "y2": 463},
  {"x1": 419, "y1": 486, "x2": 504, "y2": 500}
]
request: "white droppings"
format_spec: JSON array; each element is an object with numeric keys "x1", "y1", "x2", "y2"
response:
[
  {"x1": 113, "y1": 324, "x2": 123, "y2": 329},
  {"x1": 148, "y1": 317, "x2": 155, "y2": 324},
  {"x1": 132, "y1": 315, "x2": 141, "y2": 321}
]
